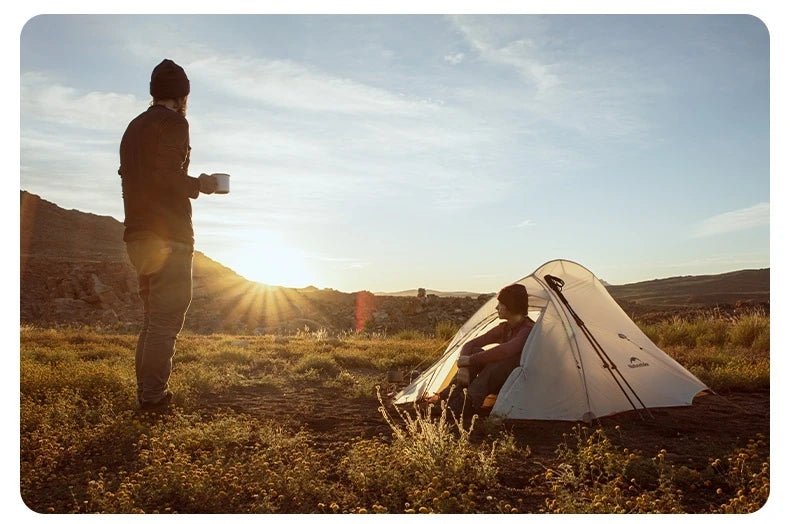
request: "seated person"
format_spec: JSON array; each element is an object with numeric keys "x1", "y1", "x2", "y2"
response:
[{"x1": 444, "y1": 283, "x2": 534, "y2": 416}]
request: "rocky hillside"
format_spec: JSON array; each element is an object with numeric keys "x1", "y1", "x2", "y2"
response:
[{"x1": 19, "y1": 191, "x2": 485, "y2": 334}]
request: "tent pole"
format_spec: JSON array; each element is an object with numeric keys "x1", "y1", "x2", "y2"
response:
[{"x1": 544, "y1": 275, "x2": 654, "y2": 419}]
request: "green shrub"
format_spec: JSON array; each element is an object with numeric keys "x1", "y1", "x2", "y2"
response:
[
  {"x1": 654, "y1": 317, "x2": 706, "y2": 348},
  {"x1": 339, "y1": 388, "x2": 522, "y2": 513},
  {"x1": 544, "y1": 426, "x2": 683, "y2": 513},
  {"x1": 639, "y1": 312, "x2": 769, "y2": 353},
  {"x1": 333, "y1": 350, "x2": 377, "y2": 370},
  {"x1": 667, "y1": 345, "x2": 769, "y2": 392},
  {"x1": 750, "y1": 331, "x2": 769, "y2": 353},
  {"x1": 293, "y1": 354, "x2": 340, "y2": 378},
  {"x1": 83, "y1": 413, "x2": 336, "y2": 513},
  {"x1": 728, "y1": 314, "x2": 769, "y2": 352},
  {"x1": 710, "y1": 434, "x2": 769, "y2": 513},
  {"x1": 434, "y1": 320, "x2": 460, "y2": 341},
  {"x1": 392, "y1": 329, "x2": 425, "y2": 341},
  {"x1": 206, "y1": 348, "x2": 258, "y2": 366}
]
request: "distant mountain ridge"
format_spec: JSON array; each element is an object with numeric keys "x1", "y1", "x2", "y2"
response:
[
  {"x1": 379, "y1": 269, "x2": 770, "y2": 307},
  {"x1": 606, "y1": 268, "x2": 769, "y2": 308},
  {"x1": 376, "y1": 289, "x2": 487, "y2": 298},
  {"x1": 19, "y1": 190, "x2": 769, "y2": 331}
]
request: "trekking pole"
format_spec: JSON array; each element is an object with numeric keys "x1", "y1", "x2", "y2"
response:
[{"x1": 544, "y1": 275, "x2": 653, "y2": 419}]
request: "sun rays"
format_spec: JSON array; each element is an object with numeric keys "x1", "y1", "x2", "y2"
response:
[
  {"x1": 192, "y1": 269, "x2": 380, "y2": 334},
  {"x1": 197, "y1": 270, "x2": 334, "y2": 332}
]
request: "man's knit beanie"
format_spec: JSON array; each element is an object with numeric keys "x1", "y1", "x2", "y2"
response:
[
  {"x1": 150, "y1": 59, "x2": 190, "y2": 99},
  {"x1": 497, "y1": 284, "x2": 529, "y2": 315}
]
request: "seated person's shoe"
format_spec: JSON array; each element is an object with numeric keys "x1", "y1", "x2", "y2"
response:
[{"x1": 422, "y1": 393, "x2": 441, "y2": 404}]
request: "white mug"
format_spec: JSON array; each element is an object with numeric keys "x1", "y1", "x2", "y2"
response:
[{"x1": 211, "y1": 173, "x2": 230, "y2": 194}]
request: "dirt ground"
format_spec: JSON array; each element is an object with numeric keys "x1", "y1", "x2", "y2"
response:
[{"x1": 199, "y1": 385, "x2": 769, "y2": 513}]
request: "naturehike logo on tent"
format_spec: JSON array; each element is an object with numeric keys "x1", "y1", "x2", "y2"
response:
[{"x1": 627, "y1": 357, "x2": 650, "y2": 369}]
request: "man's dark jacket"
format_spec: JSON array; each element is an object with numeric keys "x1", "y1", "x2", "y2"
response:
[{"x1": 118, "y1": 105, "x2": 201, "y2": 245}]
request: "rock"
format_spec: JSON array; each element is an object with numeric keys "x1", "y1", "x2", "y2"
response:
[
  {"x1": 90, "y1": 273, "x2": 121, "y2": 307},
  {"x1": 99, "y1": 308, "x2": 119, "y2": 323},
  {"x1": 82, "y1": 293, "x2": 101, "y2": 305},
  {"x1": 50, "y1": 298, "x2": 93, "y2": 322},
  {"x1": 90, "y1": 274, "x2": 110, "y2": 294},
  {"x1": 63, "y1": 277, "x2": 81, "y2": 299}
]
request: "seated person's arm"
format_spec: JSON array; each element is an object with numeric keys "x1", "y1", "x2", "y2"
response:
[
  {"x1": 459, "y1": 323, "x2": 505, "y2": 357},
  {"x1": 468, "y1": 321, "x2": 533, "y2": 367}
]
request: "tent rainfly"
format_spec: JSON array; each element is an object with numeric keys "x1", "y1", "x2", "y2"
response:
[{"x1": 393, "y1": 259, "x2": 710, "y2": 422}]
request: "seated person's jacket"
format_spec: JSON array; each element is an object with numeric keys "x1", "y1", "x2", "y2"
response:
[{"x1": 460, "y1": 317, "x2": 535, "y2": 367}]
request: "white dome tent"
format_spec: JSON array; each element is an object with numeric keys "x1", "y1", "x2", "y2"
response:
[{"x1": 393, "y1": 260, "x2": 709, "y2": 422}]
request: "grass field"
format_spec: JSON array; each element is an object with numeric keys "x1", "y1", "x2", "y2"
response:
[{"x1": 19, "y1": 312, "x2": 769, "y2": 514}]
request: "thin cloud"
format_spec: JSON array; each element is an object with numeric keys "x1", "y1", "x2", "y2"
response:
[
  {"x1": 20, "y1": 128, "x2": 124, "y2": 218},
  {"x1": 126, "y1": 36, "x2": 443, "y2": 115},
  {"x1": 447, "y1": 15, "x2": 649, "y2": 141},
  {"x1": 21, "y1": 72, "x2": 142, "y2": 131},
  {"x1": 692, "y1": 203, "x2": 769, "y2": 238},
  {"x1": 449, "y1": 16, "x2": 560, "y2": 92},
  {"x1": 307, "y1": 254, "x2": 363, "y2": 263},
  {"x1": 121, "y1": 42, "x2": 522, "y2": 213},
  {"x1": 304, "y1": 254, "x2": 368, "y2": 270},
  {"x1": 516, "y1": 219, "x2": 536, "y2": 228},
  {"x1": 116, "y1": 38, "x2": 549, "y2": 214},
  {"x1": 183, "y1": 52, "x2": 441, "y2": 116},
  {"x1": 444, "y1": 52, "x2": 465, "y2": 65},
  {"x1": 19, "y1": 76, "x2": 514, "y2": 227}
]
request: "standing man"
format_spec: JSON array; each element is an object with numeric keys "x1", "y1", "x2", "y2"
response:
[{"x1": 118, "y1": 59, "x2": 217, "y2": 410}]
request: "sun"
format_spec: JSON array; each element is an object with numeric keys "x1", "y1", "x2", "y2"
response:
[{"x1": 220, "y1": 237, "x2": 318, "y2": 288}]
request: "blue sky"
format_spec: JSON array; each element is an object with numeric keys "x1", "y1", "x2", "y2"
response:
[{"x1": 18, "y1": 13, "x2": 771, "y2": 292}]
